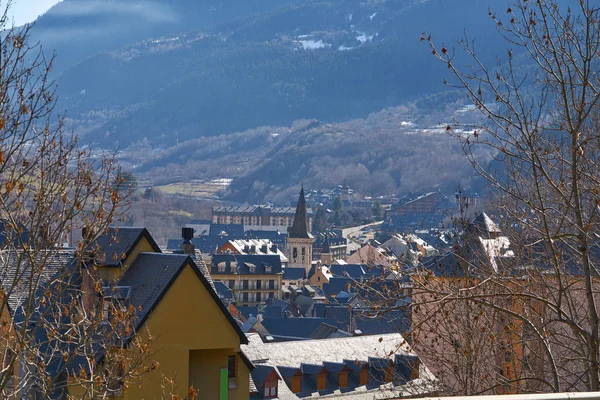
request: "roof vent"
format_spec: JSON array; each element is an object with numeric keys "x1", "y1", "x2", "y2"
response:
[
  {"x1": 353, "y1": 329, "x2": 363, "y2": 336},
  {"x1": 265, "y1": 335, "x2": 275, "y2": 342}
]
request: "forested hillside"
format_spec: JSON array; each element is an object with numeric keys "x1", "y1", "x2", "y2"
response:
[{"x1": 122, "y1": 104, "x2": 490, "y2": 202}]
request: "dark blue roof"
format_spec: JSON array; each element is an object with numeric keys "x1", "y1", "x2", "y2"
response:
[
  {"x1": 323, "y1": 277, "x2": 354, "y2": 297},
  {"x1": 245, "y1": 230, "x2": 287, "y2": 245},
  {"x1": 283, "y1": 268, "x2": 306, "y2": 281},
  {"x1": 323, "y1": 361, "x2": 349, "y2": 373},
  {"x1": 213, "y1": 281, "x2": 234, "y2": 302},
  {"x1": 260, "y1": 317, "x2": 340, "y2": 340},
  {"x1": 210, "y1": 224, "x2": 245, "y2": 237},
  {"x1": 211, "y1": 254, "x2": 283, "y2": 275},
  {"x1": 301, "y1": 363, "x2": 326, "y2": 375},
  {"x1": 355, "y1": 310, "x2": 409, "y2": 335},
  {"x1": 92, "y1": 227, "x2": 160, "y2": 267},
  {"x1": 329, "y1": 265, "x2": 366, "y2": 279},
  {"x1": 236, "y1": 306, "x2": 260, "y2": 319},
  {"x1": 251, "y1": 365, "x2": 280, "y2": 384},
  {"x1": 166, "y1": 236, "x2": 230, "y2": 254}
]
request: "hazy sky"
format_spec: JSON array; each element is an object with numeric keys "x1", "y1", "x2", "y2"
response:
[{"x1": 9, "y1": 0, "x2": 61, "y2": 26}]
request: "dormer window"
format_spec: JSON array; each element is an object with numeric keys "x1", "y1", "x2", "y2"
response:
[
  {"x1": 249, "y1": 265, "x2": 256, "y2": 273},
  {"x1": 265, "y1": 265, "x2": 272, "y2": 273},
  {"x1": 218, "y1": 262, "x2": 226, "y2": 273}
]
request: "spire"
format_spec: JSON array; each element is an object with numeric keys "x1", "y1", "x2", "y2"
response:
[
  {"x1": 322, "y1": 233, "x2": 331, "y2": 253},
  {"x1": 288, "y1": 187, "x2": 312, "y2": 239}
]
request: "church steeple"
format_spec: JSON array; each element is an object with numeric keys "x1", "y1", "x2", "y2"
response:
[
  {"x1": 287, "y1": 187, "x2": 315, "y2": 272},
  {"x1": 288, "y1": 187, "x2": 313, "y2": 239}
]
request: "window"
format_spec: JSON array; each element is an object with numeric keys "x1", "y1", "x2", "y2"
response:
[
  {"x1": 242, "y1": 280, "x2": 249, "y2": 289},
  {"x1": 228, "y1": 355, "x2": 236, "y2": 378},
  {"x1": 242, "y1": 292, "x2": 249, "y2": 302},
  {"x1": 103, "y1": 299, "x2": 110, "y2": 320},
  {"x1": 229, "y1": 280, "x2": 235, "y2": 289},
  {"x1": 256, "y1": 280, "x2": 262, "y2": 289},
  {"x1": 256, "y1": 292, "x2": 261, "y2": 302},
  {"x1": 269, "y1": 292, "x2": 274, "y2": 299},
  {"x1": 269, "y1": 280, "x2": 275, "y2": 289},
  {"x1": 293, "y1": 248, "x2": 298, "y2": 259},
  {"x1": 265, "y1": 382, "x2": 278, "y2": 398},
  {"x1": 302, "y1": 247, "x2": 305, "y2": 255}
]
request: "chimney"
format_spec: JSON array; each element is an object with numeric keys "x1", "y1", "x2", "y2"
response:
[{"x1": 181, "y1": 227, "x2": 195, "y2": 255}]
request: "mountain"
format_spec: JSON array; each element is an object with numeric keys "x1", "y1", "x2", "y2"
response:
[
  {"x1": 32, "y1": 0, "x2": 302, "y2": 74},
  {"x1": 33, "y1": 0, "x2": 510, "y2": 149}
]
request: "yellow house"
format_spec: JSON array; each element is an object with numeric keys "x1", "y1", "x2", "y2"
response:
[{"x1": 74, "y1": 227, "x2": 252, "y2": 399}]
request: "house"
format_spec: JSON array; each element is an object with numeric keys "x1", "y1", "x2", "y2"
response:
[
  {"x1": 212, "y1": 205, "x2": 312, "y2": 232},
  {"x1": 308, "y1": 264, "x2": 333, "y2": 289},
  {"x1": 90, "y1": 228, "x2": 252, "y2": 399},
  {"x1": 390, "y1": 191, "x2": 452, "y2": 216},
  {"x1": 381, "y1": 233, "x2": 439, "y2": 266},
  {"x1": 345, "y1": 243, "x2": 398, "y2": 268},
  {"x1": 6, "y1": 227, "x2": 253, "y2": 399},
  {"x1": 210, "y1": 254, "x2": 284, "y2": 305}
]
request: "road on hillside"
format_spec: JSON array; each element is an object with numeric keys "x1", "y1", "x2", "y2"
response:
[{"x1": 342, "y1": 221, "x2": 383, "y2": 254}]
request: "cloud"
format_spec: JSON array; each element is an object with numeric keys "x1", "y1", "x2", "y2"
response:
[{"x1": 46, "y1": 0, "x2": 179, "y2": 23}]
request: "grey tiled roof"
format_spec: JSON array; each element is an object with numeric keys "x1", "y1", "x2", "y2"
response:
[
  {"x1": 0, "y1": 249, "x2": 77, "y2": 312},
  {"x1": 92, "y1": 227, "x2": 160, "y2": 266},
  {"x1": 117, "y1": 253, "x2": 189, "y2": 327}
]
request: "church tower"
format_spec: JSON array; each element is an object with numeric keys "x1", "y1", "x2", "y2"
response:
[
  {"x1": 320, "y1": 234, "x2": 332, "y2": 265},
  {"x1": 287, "y1": 187, "x2": 314, "y2": 272}
]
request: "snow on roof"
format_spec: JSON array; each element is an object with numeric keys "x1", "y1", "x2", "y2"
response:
[
  {"x1": 321, "y1": 266, "x2": 333, "y2": 279},
  {"x1": 242, "y1": 333, "x2": 437, "y2": 399},
  {"x1": 479, "y1": 236, "x2": 514, "y2": 273},
  {"x1": 227, "y1": 238, "x2": 289, "y2": 262},
  {"x1": 242, "y1": 332, "x2": 414, "y2": 367},
  {"x1": 472, "y1": 212, "x2": 502, "y2": 233}
]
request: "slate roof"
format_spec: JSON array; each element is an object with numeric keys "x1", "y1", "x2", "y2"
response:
[
  {"x1": 211, "y1": 254, "x2": 283, "y2": 275},
  {"x1": 117, "y1": 252, "x2": 248, "y2": 344},
  {"x1": 166, "y1": 236, "x2": 230, "y2": 254},
  {"x1": 329, "y1": 264, "x2": 366, "y2": 279},
  {"x1": 293, "y1": 295, "x2": 315, "y2": 316},
  {"x1": 323, "y1": 277, "x2": 354, "y2": 298},
  {"x1": 92, "y1": 227, "x2": 160, "y2": 267},
  {"x1": 309, "y1": 323, "x2": 341, "y2": 340},
  {"x1": 471, "y1": 212, "x2": 501, "y2": 234},
  {"x1": 283, "y1": 267, "x2": 306, "y2": 281},
  {"x1": 210, "y1": 223, "x2": 245, "y2": 237},
  {"x1": 237, "y1": 306, "x2": 260, "y2": 319},
  {"x1": 251, "y1": 365, "x2": 281, "y2": 383},
  {"x1": 323, "y1": 361, "x2": 349, "y2": 373},
  {"x1": 213, "y1": 281, "x2": 234, "y2": 303},
  {"x1": 260, "y1": 317, "x2": 341, "y2": 340},
  {"x1": 0, "y1": 249, "x2": 77, "y2": 312},
  {"x1": 288, "y1": 188, "x2": 313, "y2": 239},
  {"x1": 301, "y1": 363, "x2": 326, "y2": 375},
  {"x1": 242, "y1": 332, "x2": 416, "y2": 369}
]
